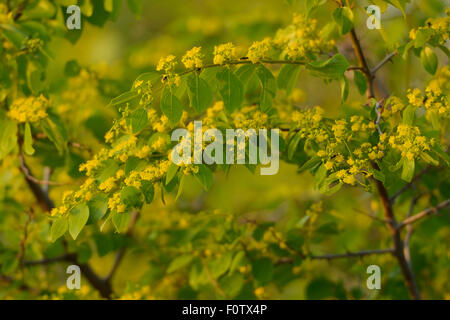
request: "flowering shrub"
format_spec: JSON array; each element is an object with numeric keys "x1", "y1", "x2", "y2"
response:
[{"x1": 0, "y1": 0, "x2": 449, "y2": 300}]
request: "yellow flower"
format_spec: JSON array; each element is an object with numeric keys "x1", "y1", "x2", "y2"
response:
[
  {"x1": 181, "y1": 46, "x2": 203, "y2": 69},
  {"x1": 156, "y1": 54, "x2": 177, "y2": 73},
  {"x1": 8, "y1": 95, "x2": 50, "y2": 123},
  {"x1": 247, "y1": 38, "x2": 272, "y2": 63},
  {"x1": 99, "y1": 177, "x2": 116, "y2": 193},
  {"x1": 213, "y1": 42, "x2": 236, "y2": 65}
]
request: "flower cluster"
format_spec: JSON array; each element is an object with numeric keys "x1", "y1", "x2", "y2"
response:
[
  {"x1": 8, "y1": 94, "x2": 50, "y2": 123},
  {"x1": 181, "y1": 46, "x2": 203, "y2": 69},
  {"x1": 213, "y1": 42, "x2": 237, "y2": 65},
  {"x1": 388, "y1": 124, "x2": 433, "y2": 161},
  {"x1": 274, "y1": 14, "x2": 335, "y2": 60},
  {"x1": 247, "y1": 38, "x2": 272, "y2": 63},
  {"x1": 409, "y1": 10, "x2": 450, "y2": 46},
  {"x1": 157, "y1": 55, "x2": 180, "y2": 86},
  {"x1": 407, "y1": 67, "x2": 450, "y2": 118}
]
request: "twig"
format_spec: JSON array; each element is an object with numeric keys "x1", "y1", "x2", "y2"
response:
[
  {"x1": 105, "y1": 210, "x2": 140, "y2": 281},
  {"x1": 390, "y1": 166, "x2": 431, "y2": 203},
  {"x1": 19, "y1": 153, "x2": 74, "y2": 186},
  {"x1": 309, "y1": 248, "x2": 394, "y2": 260},
  {"x1": 349, "y1": 29, "x2": 374, "y2": 99},
  {"x1": 201, "y1": 257, "x2": 228, "y2": 299},
  {"x1": 397, "y1": 199, "x2": 450, "y2": 230},
  {"x1": 17, "y1": 209, "x2": 34, "y2": 266},
  {"x1": 371, "y1": 51, "x2": 398, "y2": 75}
]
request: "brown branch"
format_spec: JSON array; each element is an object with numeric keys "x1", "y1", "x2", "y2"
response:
[
  {"x1": 309, "y1": 248, "x2": 394, "y2": 260},
  {"x1": 397, "y1": 199, "x2": 450, "y2": 230},
  {"x1": 372, "y1": 163, "x2": 421, "y2": 299},
  {"x1": 371, "y1": 50, "x2": 398, "y2": 75},
  {"x1": 19, "y1": 154, "x2": 114, "y2": 299},
  {"x1": 105, "y1": 210, "x2": 140, "y2": 282},
  {"x1": 17, "y1": 209, "x2": 34, "y2": 266},
  {"x1": 201, "y1": 257, "x2": 228, "y2": 299},
  {"x1": 390, "y1": 166, "x2": 431, "y2": 203},
  {"x1": 349, "y1": 29, "x2": 375, "y2": 99},
  {"x1": 19, "y1": 153, "x2": 54, "y2": 212}
]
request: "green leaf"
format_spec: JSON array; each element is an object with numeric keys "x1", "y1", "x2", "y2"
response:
[
  {"x1": 40, "y1": 117, "x2": 66, "y2": 154},
  {"x1": 370, "y1": 168, "x2": 386, "y2": 184},
  {"x1": 208, "y1": 252, "x2": 233, "y2": 278},
  {"x1": 194, "y1": 164, "x2": 213, "y2": 191},
  {"x1": 298, "y1": 156, "x2": 321, "y2": 173},
  {"x1": 127, "y1": 0, "x2": 142, "y2": 17},
  {"x1": 167, "y1": 254, "x2": 194, "y2": 273},
  {"x1": 252, "y1": 258, "x2": 274, "y2": 284},
  {"x1": 340, "y1": 76, "x2": 349, "y2": 103},
  {"x1": 131, "y1": 108, "x2": 148, "y2": 133},
  {"x1": 432, "y1": 145, "x2": 450, "y2": 167},
  {"x1": 109, "y1": 90, "x2": 138, "y2": 107},
  {"x1": 306, "y1": 54, "x2": 350, "y2": 79},
  {"x1": 166, "y1": 162, "x2": 179, "y2": 185},
  {"x1": 120, "y1": 186, "x2": 143, "y2": 209},
  {"x1": 176, "y1": 174, "x2": 186, "y2": 200},
  {"x1": 235, "y1": 64, "x2": 257, "y2": 86},
  {"x1": 133, "y1": 71, "x2": 161, "y2": 87},
  {"x1": 51, "y1": 216, "x2": 68, "y2": 242},
  {"x1": 288, "y1": 132, "x2": 302, "y2": 160},
  {"x1": 23, "y1": 122, "x2": 35, "y2": 155},
  {"x1": 64, "y1": 60, "x2": 81, "y2": 77},
  {"x1": 87, "y1": 194, "x2": 108, "y2": 224},
  {"x1": 401, "y1": 158, "x2": 415, "y2": 182},
  {"x1": 333, "y1": 7, "x2": 354, "y2": 35},
  {"x1": 187, "y1": 74, "x2": 213, "y2": 114},
  {"x1": 141, "y1": 180, "x2": 155, "y2": 204},
  {"x1": 160, "y1": 86, "x2": 183, "y2": 126},
  {"x1": 0, "y1": 24, "x2": 27, "y2": 48},
  {"x1": 0, "y1": 117, "x2": 17, "y2": 160},
  {"x1": 420, "y1": 47, "x2": 438, "y2": 75},
  {"x1": 216, "y1": 68, "x2": 244, "y2": 114},
  {"x1": 278, "y1": 64, "x2": 301, "y2": 95},
  {"x1": 385, "y1": 0, "x2": 408, "y2": 18},
  {"x1": 402, "y1": 105, "x2": 415, "y2": 125},
  {"x1": 69, "y1": 204, "x2": 90, "y2": 240},
  {"x1": 111, "y1": 211, "x2": 131, "y2": 233},
  {"x1": 27, "y1": 61, "x2": 46, "y2": 94},
  {"x1": 256, "y1": 65, "x2": 277, "y2": 113},
  {"x1": 305, "y1": 0, "x2": 326, "y2": 17},
  {"x1": 353, "y1": 70, "x2": 367, "y2": 95}
]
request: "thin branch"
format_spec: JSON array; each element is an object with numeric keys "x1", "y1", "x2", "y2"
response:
[
  {"x1": 19, "y1": 152, "x2": 54, "y2": 212},
  {"x1": 105, "y1": 210, "x2": 140, "y2": 281},
  {"x1": 201, "y1": 257, "x2": 228, "y2": 299},
  {"x1": 397, "y1": 199, "x2": 450, "y2": 230},
  {"x1": 309, "y1": 248, "x2": 395, "y2": 260},
  {"x1": 17, "y1": 209, "x2": 34, "y2": 266},
  {"x1": 390, "y1": 166, "x2": 431, "y2": 203},
  {"x1": 403, "y1": 195, "x2": 419, "y2": 269},
  {"x1": 19, "y1": 153, "x2": 74, "y2": 186},
  {"x1": 24, "y1": 254, "x2": 75, "y2": 266},
  {"x1": 348, "y1": 29, "x2": 374, "y2": 99},
  {"x1": 371, "y1": 50, "x2": 398, "y2": 75}
]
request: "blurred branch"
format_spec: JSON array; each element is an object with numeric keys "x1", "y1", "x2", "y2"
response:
[
  {"x1": 397, "y1": 199, "x2": 450, "y2": 230},
  {"x1": 17, "y1": 209, "x2": 34, "y2": 266},
  {"x1": 201, "y1": 257, "x2": 228, "y2": 299},
  {"x1": 309, "y1": 248, "x2": 394, "y2": 260},
  {"x1": 105, "y1": 210, "x2": 140, "y2": 282}
]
